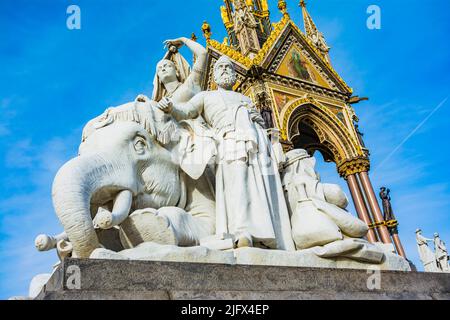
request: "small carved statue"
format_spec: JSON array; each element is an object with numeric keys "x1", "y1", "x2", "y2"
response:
[
  {"x1": 379, "y1": 187, "x2": 395, "y2": 222},
  {"x1": 158, "y1": 56, "x2": 295, "y2": 251},
  {"x1": 434, "y1": 233, "x2": 449, "y2": 272},
  {"x1": 354, "y1": 124, "x2": 366, "y2": 148},
  {"x1": 256, "y1": 91, "x2": 274, "y2": 129},
  {"x1": 415, "y1": 229, "x2": 439, "y2": 272}
]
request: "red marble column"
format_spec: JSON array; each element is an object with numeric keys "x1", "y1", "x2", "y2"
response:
[
  {"x1": 346, "y1": 174, "x2": 378, "y2": 243},
  {"x1": 358, "y1": 171, "x2": 392, "y2": 244},
  {"x1": 391, "y1": 233, "x2": 407, "y2": 258}
]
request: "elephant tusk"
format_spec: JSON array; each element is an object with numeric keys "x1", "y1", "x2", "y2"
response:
[
  {"x1": 93, "y1": 190, "x2": 133, "y2": 229},
  {"x1": 35, "y1": 232, "x2": 68, "y2": 252}
]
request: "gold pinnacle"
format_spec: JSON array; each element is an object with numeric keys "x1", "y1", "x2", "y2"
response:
[{"x1": 277, "y1": 0, "x2": 288, "y2": 15}]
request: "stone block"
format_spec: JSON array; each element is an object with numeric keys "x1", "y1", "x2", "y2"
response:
[{"x1": 35, "y1": 258, "x2": 450, "y2": 300}]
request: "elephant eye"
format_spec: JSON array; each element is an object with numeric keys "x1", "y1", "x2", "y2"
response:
[{"x1": 134, "y1": 137, "x2": 147, "y2": 154}]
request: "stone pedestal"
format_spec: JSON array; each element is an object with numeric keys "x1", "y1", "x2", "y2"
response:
[{"x1": 35, "y1": 258, "x2": 450, "y2": 300}]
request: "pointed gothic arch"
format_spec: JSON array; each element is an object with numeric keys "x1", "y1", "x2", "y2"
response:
[{"x1": 281, "y1": 97, "x2": 364, "y2": 169}]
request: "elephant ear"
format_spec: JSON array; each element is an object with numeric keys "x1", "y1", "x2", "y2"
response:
[{"x1": 156, "y1": 120, "x2": 179, "y2": 145}]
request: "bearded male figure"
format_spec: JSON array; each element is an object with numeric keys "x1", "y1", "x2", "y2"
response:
[{"x1": 158, "y1": 56, "x2": 295, "y2": 251}]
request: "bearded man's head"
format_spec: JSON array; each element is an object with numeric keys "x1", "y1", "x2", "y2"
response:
[{"x1": 213, "y1": 56, "x2": 237, "y2": 89}]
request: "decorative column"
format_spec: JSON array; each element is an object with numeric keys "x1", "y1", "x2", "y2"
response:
[
  {"x1": 380, "y1": 188, "x2": 407, "y2": 258},
  {"x1": 391, "y1": 229, "x2": 407, "y2": 258},
  {"x1": 358, "y1": 171, "x2": 392, "y2": 244},
  {"x1": 346, "y1": 174, "x2": 378, "y2": 243}
]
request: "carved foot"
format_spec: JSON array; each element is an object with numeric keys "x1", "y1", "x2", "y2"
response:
[
  {"x1": 236, "y1": 232, "x2": 253, "y2": 248},
  {"x1": 119, "y1": 209, "x2": 177, "y2": 249}
]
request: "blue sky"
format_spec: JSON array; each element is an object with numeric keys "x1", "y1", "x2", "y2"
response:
[{"x1": 0, "y1": 0, "x2": 449, "y2": 298}]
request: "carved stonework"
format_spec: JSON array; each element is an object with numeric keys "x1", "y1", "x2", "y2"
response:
[
  {"x1": 239, "y1": 73, "x2": 348, "y2": 102},
  {"x1": 251, "y1": 80, "x2": 274, "y2": 129},
  {"x1": 300, "y1": 0, "x2": 331, "y2": 63},
  {"x1": 232, "y1": 0, "x2": 261, "y2": 57},
  {"x1": 281, "y1": 139, "x2": 294, "y2": 152},
  {"x1": 282, "y1": 97, "x2": 364, "y2": 167},
  {"x1": 337, "y1": 157, "x2": 371, "y2": 178}
]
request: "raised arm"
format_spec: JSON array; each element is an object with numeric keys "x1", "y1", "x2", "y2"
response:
[
  {"x1": 184, "y1": 38, "x2": 207, "y2": 85},
  {"x1": 164, "y1": 37, "x2": 207, "y2": 86},
  {"x1": 421, "y1": 235, "x2": 434, "y2": 242},
  {"x1": 157, "y1": 92, "x2": 205, "y2": 122}
]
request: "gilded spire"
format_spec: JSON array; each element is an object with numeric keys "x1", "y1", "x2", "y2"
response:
[
  {"x1": 220, "y1": 5, "x2": 232, "y2": 28},
  {"x1": 232, "y1": 0, "x2": 261, "y2": 57},
  {"x1": 260, "y1": 0, "x2": 269, "y2": 12},
  {"x1": 221, "y1": 1, "x2": 234, "y2": 28},
  {"x1": 300, "y1": 0, "x2": 317, "y2": 39},
  {"x1": 299, "y1": 1, "x2": 330, "y2": 62}
]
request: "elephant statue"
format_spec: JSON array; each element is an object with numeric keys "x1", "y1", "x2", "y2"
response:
[
  {"x1": 281, "y1": 149, "x2": 369, "y2": 250},
  {"x1": 50, "y1": 95, "x2": 216, "y2": 258}
]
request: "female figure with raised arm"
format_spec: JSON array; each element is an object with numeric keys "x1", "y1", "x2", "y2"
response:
[{"x1": 152, "y1": 36, "x2": 207, "y2": 104}]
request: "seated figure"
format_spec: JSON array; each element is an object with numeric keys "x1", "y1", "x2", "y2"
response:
[{"x1": 281, "y1": 149, "x2": 369, "y2": 250}]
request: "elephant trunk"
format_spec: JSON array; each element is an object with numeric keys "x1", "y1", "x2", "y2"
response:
[{"x1": 52, "y1": 153, "x2": 135, "y2": 258}]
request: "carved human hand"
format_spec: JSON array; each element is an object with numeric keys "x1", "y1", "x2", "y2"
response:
[
  {"x1": 135, "y1": 94, "x2": 150, "y2": 103},
  {"x1": 249, "y1": 107, "x2": 266, "y2": 128},
  {"x1": 157, "y1": 97, "x2": 173, "y2": 114},
  {"x1": 164, "y1": 37, "x2": 187, "y2": 50},
  {"x1": 93, "y1": 207, "x2": 114, "y2": 230}
]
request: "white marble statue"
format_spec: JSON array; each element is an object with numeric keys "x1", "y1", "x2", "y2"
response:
[
  {"x1": 415, "y1": 229, "x2": 439, "y2": 272},
  {"x1": 434, "y1": 233, "x2": 449, "y2": 272},
  {"x1": 281, "y1": 149, "x2": 369, "y2": 250},
  {"x1": 152, "y1": 37, "x2": 217, "y2": 180},
  {"x1": 24, "y1": 39, "x2": 419, "y2": 300},
  {"x1": 50, "y1": 97, "x2": 217, "y2": 258},
  {"x1": 157, "y1": 55, "x2": 295, "y2": 250},
  {"x1": 153, "y1": 37, "x2": 206, "y2": 104},
  {"x1": 33, "y1": 50, "x2": 414, "y2": 289}
]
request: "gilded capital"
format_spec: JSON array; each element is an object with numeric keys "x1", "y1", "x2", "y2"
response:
[{"x1": 338, "y1": 157, "x2": 370, "y2": 178}]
